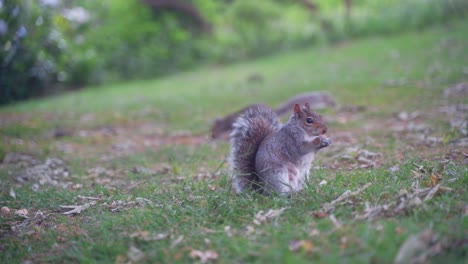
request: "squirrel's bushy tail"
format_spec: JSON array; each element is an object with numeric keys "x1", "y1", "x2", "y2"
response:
[{"x1": 229, "y1": 104, "x2": 281, "y2": 193}]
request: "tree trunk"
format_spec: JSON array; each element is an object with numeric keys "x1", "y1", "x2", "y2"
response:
[
  {"x1": 142, "y1": 0, "x2": 212, "y2": 32},
  {"x1": 344, "y1": 0, "x2": 352, "y2": 20},
  {"x1": 297, "y1": 0, "x2": 319, "y2": 12}
]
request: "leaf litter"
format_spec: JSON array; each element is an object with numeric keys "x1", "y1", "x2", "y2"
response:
[
  {"x1": 355, "y1": 163, "x2": 454, "y2": 221},
  {"x1": 253, "y1": 208, "x2": 287, "y2": 225},
  {"x1": 4, "y1": 154, "x2": 73, "y2": 190},
  {"x1": 320, "y1": 183, "x2": 372, "y2": 213},
  {"x1": 189, "y1": 249, "x2": 219, "y2": 263}
]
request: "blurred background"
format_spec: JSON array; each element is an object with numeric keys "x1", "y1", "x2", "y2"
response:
[{"x1": 1, "y1": 0, "x2": 467, "y2": 105}]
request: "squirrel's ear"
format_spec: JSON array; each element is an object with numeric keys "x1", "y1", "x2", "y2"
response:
[
  {"x1": 294, "y1": 104, "x2": 301, "y2": 116},
  {"x1": 305, "y1": 102, "x2": 311, "y2": 110}
]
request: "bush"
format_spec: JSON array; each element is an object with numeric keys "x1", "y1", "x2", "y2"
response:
[
  {"x1": 0, "y1": 1, "x2": 63, "y2": 104},
  {"x1": 79, "y1": 0, "x2": 206, "y2": 83},
  {"x1": 320, "y1": 0, "x2": 468, "y2": 39},
  {"x1": 208, "y1": 0, "x2": 322, "y2": 63}
]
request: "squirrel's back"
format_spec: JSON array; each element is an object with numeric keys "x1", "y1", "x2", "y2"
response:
[{"x1": 229, "y1": 104, "x2": 281, "y2": 193}]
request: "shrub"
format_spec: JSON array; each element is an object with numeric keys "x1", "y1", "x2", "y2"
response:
[{"x1": 0, "y1": 1, "x2": 63, "y2": 104}]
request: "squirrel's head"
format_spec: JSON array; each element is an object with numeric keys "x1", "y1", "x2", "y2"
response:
[{"x1": 293, "y1": 103, "x2": 327, "y2": 136}]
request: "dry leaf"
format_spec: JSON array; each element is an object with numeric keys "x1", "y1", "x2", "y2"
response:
[
  {"x1": 224, "y1": 226, "x2": 233, "y2": 237},
  {"x1": 9, "y1": 188, "x2": 16, "y2": 199},
  {"x1": 170, "y1": 235, "x2": 184, "y2": 248},
  {"x1": 114, "y1": 254, "x2": 127, "y2": 264},
  {"x1": 394, "y1": 230, "x2": 439, "y2": 264},
  {"x1": 313, "y1": 211, "x2": 328, "y2": 218},
  {"x1": 77, "y1": 195, "x2": 101, "y2": 200},
  {"x1": 321, "y1": 183, "x2": 371, "y2": 212},
  {"x1": 15, "y1": 209, "x2": 28, "y2": 218},
  {"x1": 201, "y1": 227, "x2": 217, "y2": 234},
  {"x1": 60, "y1": 201, "x2": 96, "y2": 215},
  {"x1": 424, "y1": 184, "x2": 440, "y2": 201},
  {"x1": 395, "y1": 227, "x2": 403, "y2": 235},
  {"x1": 309, "y1": 229, "x2": 320, "y2": 237},
  {"x1": 189, "y1": 249, "x2": 219, "y2": 263},
  {"x1": 127, "y1": 246, "x2": 145, "y2": 263},
  {"x1": 329, "y1": 214, "x2": 342, "y2": 228},
  {"x1": 130, "y1": 230, "x2": 169, "y2": 241},
  {"x1": 253, "y1": 208, "x2": 287, "y2": 225},
  {"x1": 429, "y1": 173, "x2": 440, "y2": 188},
  {"x1": 412, "y1": 163, "x2": 427, "y2": 173},
  {"x1": 389, "y1": 165, "x2": 400, "y2": 173},
  {"x1": 1, "y1": 206, "x2": 10, "y2": 215},
  {"x1": 340, "y1": 236, "x2": 348, "y2": 249},
  {"x1": 289, "y1": 240, "x2": 315, "y2": 253}
]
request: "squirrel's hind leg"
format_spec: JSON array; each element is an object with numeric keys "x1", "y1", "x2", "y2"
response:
[{"x1": 260, "y1": 165, "x2": 299, "y2": 195}]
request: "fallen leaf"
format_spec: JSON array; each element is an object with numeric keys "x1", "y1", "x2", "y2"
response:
[
  {"x1": 189, "y1": 249, "x2": 219, "y2": 263},
  {"x1": 321, "y1": 183, "x2": 372, "y2": 212},
  {"x1": 329, "y1": 214, "x2": 342, "y2": 228},
  {"x1": 389, "y1": 165, "x2": 400, "y2": 173},
  {"x1": 224, "y1": 226, "x2": 233, "y2": 237},
  {"x1": 340, "y1": 236, "x2": 348, "y2": 249},
  {"x1": 424, "y1": 184, "x2": 440, "y2": 201},
  {"x1": 127, "y1": 246, "x2": 145, "y2": 263},
  {"x1": 394, "y1": 230, "x2": 439, "y2": 264},
  {"x1": 170, "y1": 235, "x2": 184, "y2": 248},
  {"x1": 9, "y1": 188, "x2": 16, "y2": 199},
  {"x1": 309, "y1": 229, "x2": 320, "y2": 236},
  {"x1": 253, "y1": 208, "x2": 287, "y2": 225},
  {"x1": 77, "y1": 195, "x2": 100, "y2": 200},
  {"x1": 201, "y1": 227, "x2": 217, "y2": 234},
  {"x1": 289, "y1": 240, "x2": 315, "y2": 253},
  {"x1": 114, "y1": 254, "x2": 127, "y2": 264},
  {"x1": 313, "y1": 211, "x2": 328, "y2": 218},
  {"x1": 395, "y1": 226, "x2": 404, "y2": 235},
  {"x1": 60, "y1": 201, "x2": 96, "y2": 215},
  {"x1": 130, "y1": 230, "x2": 149, "y2": 239},
  {"x1": 1, "y1": 206, "x2": 10, "y2": 215},
  {"x1": 412, "y1": 163, "x2": 427, "y2": 173},
  {"x1": 15, "y1": 209, "x2": 28, "y2": 218},
  {"x1": 130, "y1": 230, "x2": 169, "y2": 241},
  {"x1": 429, "y1": 173, "x2": 440, "y2": 188}
]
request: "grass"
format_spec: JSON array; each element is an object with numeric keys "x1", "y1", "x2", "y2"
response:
[{"x1": 1, "y1": 18, "x2": 467, "y2": 263}]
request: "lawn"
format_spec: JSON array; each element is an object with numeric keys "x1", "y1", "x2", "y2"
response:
[{"x1": 0, "y1": 18, "x2": 467, "y2": 263}]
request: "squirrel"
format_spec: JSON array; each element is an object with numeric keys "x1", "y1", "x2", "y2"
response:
[
  {"x1": 211, "y1": 91, "x2": 336, "y2": 139},
  {"x1": 229, "y1": 103, "x2": 332, "y2": 195}
]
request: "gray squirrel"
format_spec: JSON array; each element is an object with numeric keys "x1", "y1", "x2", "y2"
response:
[{"x1": 229, "y1": 103, "x2": 331, "y2": 195}]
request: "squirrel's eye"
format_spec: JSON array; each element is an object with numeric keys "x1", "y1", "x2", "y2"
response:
[{"x1": 306, "y1": 117, "x2": 314, "y2": 124}]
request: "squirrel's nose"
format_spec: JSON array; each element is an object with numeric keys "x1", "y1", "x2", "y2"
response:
[{"x1": 322, "y1": 127, "x2": 327, "y2": 134}]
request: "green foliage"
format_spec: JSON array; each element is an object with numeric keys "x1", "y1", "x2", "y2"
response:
[
  {"x1": 211, "y1": 0, "x2": 320, "y2": 62},
  {"x1": 0, "y1": 1, "x2": 63, "y2": 104},
  {"x1": 2, "y1": 0, "x2": 468, "y2": 105},
  {"x1": 79, "y1": 0, "x2": 208, "y2": 83},
  {"x1": 321, "y1": 0, "x2": 468, "y2": 39}
]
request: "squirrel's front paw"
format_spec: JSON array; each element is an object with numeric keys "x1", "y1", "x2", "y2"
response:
[{"x1": 320, "y1": 135, "x2": 332, "y2": 148}]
